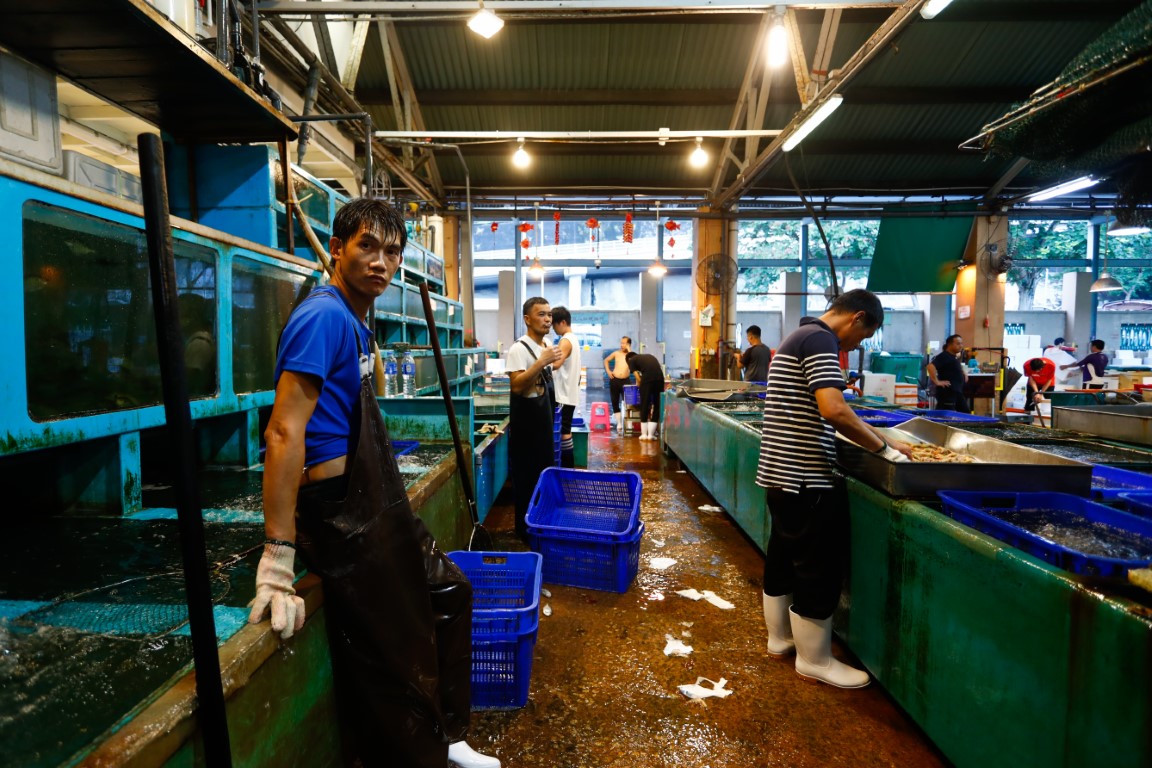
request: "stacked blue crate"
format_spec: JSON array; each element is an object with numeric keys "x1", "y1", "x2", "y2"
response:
[{"x1": 525, "y1": 468, "x2": 644, "y2": 592}]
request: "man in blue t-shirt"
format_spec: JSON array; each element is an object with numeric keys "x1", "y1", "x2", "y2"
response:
[
  {"x1": 249, "y1": 198, "x2": 498, "y2": 768},
  {"x1": 1061, "y1": 339, "x2": 1109, "y2": 389}
]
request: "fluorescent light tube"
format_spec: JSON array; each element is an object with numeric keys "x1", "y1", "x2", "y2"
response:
[
  {"x1": 1027, "y1": 176, "x2": 1099, "y2": 202},
  {"x1": 920, "y1": 0, "x2": 956, "y2": 20},
  {"x1": 782, "y1": 95, "x2": 843, "y2": 152}
]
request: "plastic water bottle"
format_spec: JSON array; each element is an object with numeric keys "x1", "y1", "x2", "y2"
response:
[
  {"x1": 383, "y1": 346, "x2": 398, "y2": 397},
  {"x1": 400, "y1": 344, "x2": 417, "y2": 398}
]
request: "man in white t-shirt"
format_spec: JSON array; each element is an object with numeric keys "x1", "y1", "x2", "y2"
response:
[
  {"x1": 505, "y1": 297, "x2": 560, "y2": 539},
  {"x1": 551, "y1": 306, "x2": 582, "y2": 467}
]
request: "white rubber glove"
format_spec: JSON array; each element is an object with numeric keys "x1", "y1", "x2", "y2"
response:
[
  {"x1": 879, "y1": 445, "x2": 909, "y2": 462},
  {"x1": 249, "y1": 542, "x2": 305, "y2": 639}
]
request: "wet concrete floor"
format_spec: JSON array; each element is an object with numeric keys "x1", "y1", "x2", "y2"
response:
[{"x1": 468, "y1": 430, "x2": 951, "y2": 767}]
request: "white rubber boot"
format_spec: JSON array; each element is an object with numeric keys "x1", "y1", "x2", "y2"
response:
[
  {"x1": 449, "y1": 741, "x2": 501, "y2": 768},
  {"x1": 762, "y1": 593, "x2": 795, "y2": 656},
  {"x1": 645, "y1": 422, "x2": 658, "y2": 441},
  {"x1": 615, "y1": 411, "x2": 623, "y2": 434},
  {"x1": 641, "y1": 422, "x2": 655, "y2": 440},
  {"x1": 789, "y1": 607, "x2": 870, "y2": 689}
]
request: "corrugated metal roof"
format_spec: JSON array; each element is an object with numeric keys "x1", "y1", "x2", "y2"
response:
[{"x1": 336, "y1": 0, "x2": 1150, "y2": 208}]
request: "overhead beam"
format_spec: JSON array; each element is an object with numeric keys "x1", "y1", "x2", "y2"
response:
[
  {"x1": 258, "y1": 1, "x2": 905, "y2": 13},
  {"x1": 362, "y1": 88, "x2": 742, "y2": 107},
  {"x1": 377, "y1": 20, "x2": 445, "y2": 197},
  {"x1": 341, "y1": 16, "x2": 372, "y2": 91}
]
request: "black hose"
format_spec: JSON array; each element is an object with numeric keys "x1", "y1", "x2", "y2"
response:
[{"x1": 138, "y1": 134, "x2": 234, "y2": 767}]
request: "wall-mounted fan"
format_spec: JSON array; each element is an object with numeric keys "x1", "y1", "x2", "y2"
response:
[
  {"x1": 696, "y1": 253, "x2": 738, "y2": 295},
  {"x1": 978, "y1": 243, "x2": 1013, "y2": 281}
]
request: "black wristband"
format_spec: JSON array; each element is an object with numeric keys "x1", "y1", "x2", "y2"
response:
[
  {"x1": 266, "y1": 538, "x2": 296, "y2": 549},
  {"x1": 872, "y1": 439, "x2": 889, "y2": 454}
]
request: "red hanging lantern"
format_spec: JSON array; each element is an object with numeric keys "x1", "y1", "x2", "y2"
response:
[
  {"x1": 586, "y1": 217, "x2": 599, "y2": 242},
  {"x1": 490, "y1": 222, "x2": 499, "y2": 233},
  {"x1": 553, "y1": 211, "x2": 561, "y2": 247},
  {"x1": 521, "y1": 238, "x2": 531, "y2": 250},
  {"x1": 623, "y1": 212, "x2": 634, "y2": 244},
  {"x1": 664, "y1": 220, "x2": 680, "y2": 232},
  {"x1": 518, "y1": 223, "x2": 534, "y2": 233},
  {"x1": 668, "y1": 237, "x2": 676, "y2": 248}
]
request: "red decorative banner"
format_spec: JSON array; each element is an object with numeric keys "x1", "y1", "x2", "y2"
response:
[
  {"x1": 623, "y1": 213, "x2": 634, "y2": 244},
  {"x1": 553, "y1": 210, "x2": 561, "y2": 247}
]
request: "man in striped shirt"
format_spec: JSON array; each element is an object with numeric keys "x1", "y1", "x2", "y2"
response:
[{"x1": 756, "y1": 289, "x2": 910, "y2": 689}]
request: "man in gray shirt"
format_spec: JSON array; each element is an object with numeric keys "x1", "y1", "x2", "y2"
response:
[{"x1": 739, "y1": 325, "x2": 772, "y2": 384}]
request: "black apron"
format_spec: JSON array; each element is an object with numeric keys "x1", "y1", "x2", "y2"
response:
[
  {"x1": 508, "y1": 339, "x2": 557, "y2": 538},
  {"x1": 294, "y1": 307, "x2": 472, "y2": 768}
]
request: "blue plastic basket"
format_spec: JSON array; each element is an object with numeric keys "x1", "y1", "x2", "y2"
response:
[
  {"x1": 447, "y1": 551, "x2": 542, "y2": 710},
  {"x1": 623, "y1": 384, "x2": 640, "y2": 405},
  {"x1": 937, "y1": 491, "x2": 1152, "y2": 577},
  {"x1": 1092, "y1": 465, "x2": 1152, "y2": 501},
  {"x1": 911, "y1": 409, "x2": 999, "y2": 424},
  {"x1": 529, "y1": 521, "x2": 644, "y2": 593},
  {"x1": 1119, "y1": 492, "x2": 1152, "y2": 518},
  {"x1": 448, "y1": 551, "x2": 542, "y2": 636},
  {"x1": 525, "y1": 468, "x2": 642, "y2": 539}
]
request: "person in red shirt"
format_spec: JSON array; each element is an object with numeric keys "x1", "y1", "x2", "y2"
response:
[{"x1": 1024, "y1": 357, "x2": 1056, "y2": 411}]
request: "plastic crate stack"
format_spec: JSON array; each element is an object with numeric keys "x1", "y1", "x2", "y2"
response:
[
  {"x1": 447, "y1": 551, "x2": 543, "y2": 709},
  {"x1": 525, "y1": 468, "x2": 643, "y2": 593},
  {"x1": 553, "y1": 405, "x2": 562, "y2": 466}
]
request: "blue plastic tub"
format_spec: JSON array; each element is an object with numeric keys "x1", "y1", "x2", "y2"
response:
[
  {"x1": 623, "y1": 384, "x2": 640, "y2": 405},
  {"x1": 937, "y1": 491, "x2": 1152, "y2": 577},
  {"x1": 852, "y1": 408, "x2": 912, "y2": 428},
  {"x1": 1091, "y1": 465, "x2": 1152, "y2": 502},
  {"x1": 392, "y1": 440, "x2": 419, "y2": 456},
  {"x1": 911, "y1": 409, "x2": 1000, "y2": 424},
  {"x1": 1119, "y1": 492, "x2": 1152, "y2": 518},
  {"x1": 525, "y1": 468, "x2": 642, "y2": 539},
  {"x1": 529, "y1": 521, "x2": 644, "y2": 593},
  {"x1": 447, "y1": 551, "x2": 542, "y2": 709}
]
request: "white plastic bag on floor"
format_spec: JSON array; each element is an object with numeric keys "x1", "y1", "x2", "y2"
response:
[{"x1": 679, "y1": 677, "x2": 732, "y2": 700}]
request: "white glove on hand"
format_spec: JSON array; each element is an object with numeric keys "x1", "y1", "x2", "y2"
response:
[
  {"x1": 249, "y1": 542, "x2": 305, "y2": 639},
  {"x1": 879, "y1": 445, "x2": 909, "y2": 462}
]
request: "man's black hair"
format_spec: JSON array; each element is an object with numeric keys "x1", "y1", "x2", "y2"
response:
[
  {"x1": 625, "y1": 351, "x2": 637, "y2": 362},
  {"x1": 552, "y1": 306, "x2": 572, "y2": 327},
  {"x1": 523, "y1": 296, "x2": 549, "y2": 316},
  {"x1": 1091, "y1": 339, "x2": 1106, "y2": 351},
  {"x1": 828, "y1": 288, "x2": 884, "y2": 328},
  {"x1": 747, "y1": 325, "x2": 762, "y2": 338},
  {"x1": 332, "y1": 197, "x2": 408, "y2": 251},
  {"x1": 1054, "y1": 337, "x2": 1065, "y2": 346},
  {"x1": 622, "y1": 335, "x2": 632, "y2": 345},
  {"x1": 1029, "y1": 358, "x2": 1046, "y2": 372},
  {"x1": 945, "y1": 334, "x2": 962, "y2": 347}
]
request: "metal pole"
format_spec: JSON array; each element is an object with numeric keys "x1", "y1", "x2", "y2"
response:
[{"x1": 138, "y1": 134, "x2": 234, "y2": 768}]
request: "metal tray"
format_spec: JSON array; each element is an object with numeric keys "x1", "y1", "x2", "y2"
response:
[
  {"x1": 835, "y1": 418, "x2": 1092, "y2": 498},
  {"x1": 1052, "y1": 404, "x2": 1152, "y2": 446}
]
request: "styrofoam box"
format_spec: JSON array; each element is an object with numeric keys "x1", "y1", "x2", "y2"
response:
[{"x1": 0, "y1": 52, "x2": 62, "y2": 174}]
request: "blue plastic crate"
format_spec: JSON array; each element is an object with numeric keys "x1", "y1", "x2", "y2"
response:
[
  {"x1": 525, "y1": 468, "x2": 642, "y2": 539},
  {"x1": 446, "y1": 551, "x2": 542, "y2": 710},
  {"x1": 448, "y1": 551, "x2": 542, "y2": 636},
  {"x1": 471, "y1": 631, "x2": 536, "y2": 710},
  {"x1": 623, "y1": 385, "x2": 640, "y2": 405},
  {"x1": 937, "y1": 491, "x2": 1152, "y2": 577},
  {"x1": 852, "y1": 408, "x2": 912, "y2": 428},
  {"x1": 1092, "y1": 466, "x2": 1152, "y2": 501},
  {"x1": 392, "y1": 440, "x2": 419, "y2": 456},
  {"x1": 529, "y1": 521, "x2": 644, "y2": 593}
]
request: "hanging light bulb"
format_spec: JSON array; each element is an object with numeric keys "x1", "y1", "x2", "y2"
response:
[
  {"x1": 512, "y1": 138, "x2": 531, "y2": 168},
  {"x1": 689, "y1": 137, "x2": 708, "y2": 168},
  {"x1": 467, "y1": 0, "x2": 504, "y2": 38},
  {"x1": 528, "y1": 257, "x2": 544, "y2": 278},
  {"x1": 648, "y1": 259, "x2": 668, "y2": 278},
  {"x1": 767, "y1": 8, "x2": 788, "y2": 68}
]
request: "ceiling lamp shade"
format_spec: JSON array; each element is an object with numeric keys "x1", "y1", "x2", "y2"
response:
[
  {"x1": 689, "y1": 137, "x2": 708, "y2": 168},
  {"x1": 766, "y1": 12, "x2": 788, "y2": 68},
  {"x1": 512, "y1": 138, "x2": 530, "y2": 168},
  {"x1": 527, "y1": 257, "x2": 544, "y2": 278},
  {"x1": 782, "y1": 95, "x2": 843, "y2": 152},
  {"x1": 1089, "y1": 274, "x2": 1124, "y2": 293},
  {"x1": 467, "y1": 1, "x2": 504, "y2": 39},
  {"x1": 1107, "y1": 216, "x2": 1151, "y2": 237}
]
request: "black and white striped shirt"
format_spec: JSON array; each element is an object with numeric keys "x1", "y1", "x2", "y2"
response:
[{"x1": 755, "y1": 317, "x2": 846, "y2": 493}]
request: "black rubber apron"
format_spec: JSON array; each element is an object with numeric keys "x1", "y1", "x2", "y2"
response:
[
  {"x1": 294, "y1": 322, "x2": 472, "y2": 768},
  {"x1": 508, "y1": 339, "x2": 557, "y2": 538}
]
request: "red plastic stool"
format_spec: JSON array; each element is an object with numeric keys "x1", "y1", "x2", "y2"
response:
[{"x1": 589, "y1": 402, "x2": 612, "y2": 431}]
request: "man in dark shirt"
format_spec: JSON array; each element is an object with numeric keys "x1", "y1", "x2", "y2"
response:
[
  {"x1": 927, "y1": 334, "x2": 968, "y2": 412},
  {"x1": 739, "y1": 325, "x2": 772, "y2": 384},
  {"x1": 625, "y1": 351, "x2": 665, "y2": 440},
  {"x1": 1061, "y1": 339, "x2": 1109, "y2": 389}
]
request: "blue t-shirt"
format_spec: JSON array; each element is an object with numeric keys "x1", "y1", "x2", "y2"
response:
[{"x1": 274, "y1": 286, "x2": 372, "y2": 466}]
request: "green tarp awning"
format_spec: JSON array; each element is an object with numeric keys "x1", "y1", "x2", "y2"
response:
[{"x1": 866, "y1": 213, "x2": 975, "y2": 293}]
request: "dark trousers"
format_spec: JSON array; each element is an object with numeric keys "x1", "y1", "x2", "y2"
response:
[
  {"x1": 935, "y1": 389, "x2": 969, "y2": 413},
  {"x1": 638, "y1": 377, "x2": 664, "y2": 422},
  {"x1": 762, "y1": 480, "x2": 850, "y2": 620},
  {"x1": 609, "y1": 377, "x2": 626, "y2": 413}
]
